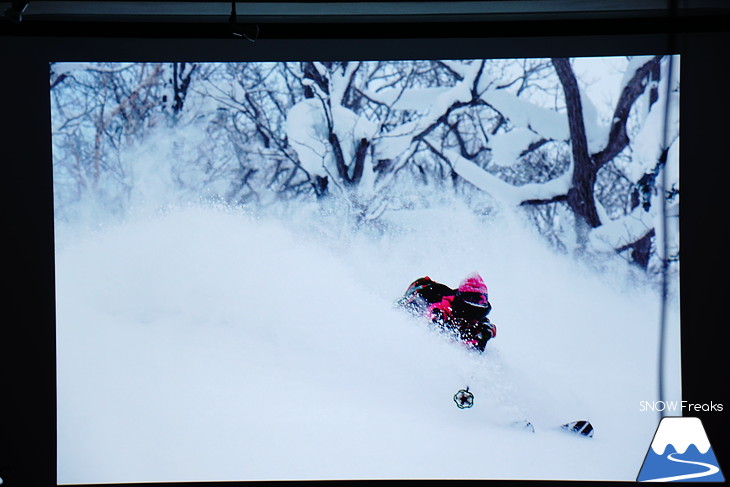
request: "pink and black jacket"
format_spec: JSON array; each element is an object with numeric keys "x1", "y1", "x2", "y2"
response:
[{"x1": 398, "y1": 273, "x2": 496, "y2": 352}]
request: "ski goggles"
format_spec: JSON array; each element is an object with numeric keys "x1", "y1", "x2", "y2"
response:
[
  {"x1": 453, "y1": 293, "x2": 491, "y2": 320},
  {"x1": 456, "y1": 291, "x2": 489, "y2": 307}
]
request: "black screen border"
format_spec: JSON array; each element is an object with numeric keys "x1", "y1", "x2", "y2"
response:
[{"x1": 2, "y1": 10, "x2": 729, "y2": 487}]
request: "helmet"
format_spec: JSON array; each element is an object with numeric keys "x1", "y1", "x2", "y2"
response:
[
  {"x1": 456, "y1": 273, "x2": 488, "y2": 300},
  {"x1": 454, "y1": 273, "x2": 490, "y2": 320}
]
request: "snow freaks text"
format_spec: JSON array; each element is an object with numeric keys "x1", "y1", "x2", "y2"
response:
[{"x1": 639, "y1": 401, "x2": 724, "y2": 413}]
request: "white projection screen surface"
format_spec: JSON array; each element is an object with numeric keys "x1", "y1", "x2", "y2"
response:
[{"x1": 50, "y1": 55, "x2": 681, "y2": 484}]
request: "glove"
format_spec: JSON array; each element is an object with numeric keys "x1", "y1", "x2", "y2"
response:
[
  {"x1": 471, "y1": 319, "x2": 495, "y2": 352},
  {"x1": 482, "y1": 320, "x2": 496, "y2": 340}
]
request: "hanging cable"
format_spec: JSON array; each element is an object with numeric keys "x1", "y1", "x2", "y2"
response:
[
  {"x1": 229, "y1": 1, "x2": 259, "y2": 42},
  {"x1": 3, "y1": 1, "x2": 30, "y2": 23}
]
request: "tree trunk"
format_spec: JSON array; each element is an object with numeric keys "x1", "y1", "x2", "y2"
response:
[{"x1": 552, "y1": 58, "x2": 601, "y2": 229}]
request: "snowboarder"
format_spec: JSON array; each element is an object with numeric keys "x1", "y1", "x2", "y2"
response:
[{"x1": 397, "y1": 272, "x2": 496, "y2": 352}]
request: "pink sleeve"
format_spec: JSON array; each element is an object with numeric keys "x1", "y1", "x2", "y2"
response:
[{"x1": 429, "y1": 296, "x2": 454, "y2": 321}]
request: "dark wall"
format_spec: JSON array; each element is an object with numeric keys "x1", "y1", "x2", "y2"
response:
[{"x1": 1, "y1": 6, "x2": 728, "y2": 486}]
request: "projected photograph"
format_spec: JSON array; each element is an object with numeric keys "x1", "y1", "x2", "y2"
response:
[{"x1": 51, "y1": 56, "x2": 680, "y2": 484}]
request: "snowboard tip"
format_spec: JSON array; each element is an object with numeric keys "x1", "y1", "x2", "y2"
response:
[
  {"x1": 512, "y1": 420, "x2": 535, "y2": 433},
  {"x1": 561, "y1": 420, "x2": 594, "y2": 438}
]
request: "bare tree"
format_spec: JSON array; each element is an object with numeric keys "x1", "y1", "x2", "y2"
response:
[{"x1": 51, "y1": 58, "x2": 678, "y2": 274}]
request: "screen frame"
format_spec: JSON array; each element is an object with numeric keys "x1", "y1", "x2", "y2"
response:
[{"x1": 2, "y1": 8, "x2": 728, "y2": 486}]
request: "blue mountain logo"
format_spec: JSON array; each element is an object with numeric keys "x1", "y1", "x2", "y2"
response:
[{"x1": 637, "y1": 417, "x2": 724, "y2": 482}]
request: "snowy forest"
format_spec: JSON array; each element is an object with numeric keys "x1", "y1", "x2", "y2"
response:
[
  {"x1": 51, "y1": 56, "x2": 679, "y2": 279},
  {"x1": 52, "y1": 56, "x2": 681, "y2": 484}
]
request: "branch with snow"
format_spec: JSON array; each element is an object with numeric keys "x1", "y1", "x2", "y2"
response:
[
  {"x1": 444, "y1": 149, "x2": 573, "y2": 206},
  {"x1": 592, "y1": 56, "x2": 662, "y2": 168}
]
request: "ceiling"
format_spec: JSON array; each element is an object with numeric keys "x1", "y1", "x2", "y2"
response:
[{"x1": 2, "y1": 0, "x2": 728, "y2": 38}]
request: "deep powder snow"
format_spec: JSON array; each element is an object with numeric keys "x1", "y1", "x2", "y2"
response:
[{"x1": 54, "y1": 201, "x2": 680, "y2": 484}]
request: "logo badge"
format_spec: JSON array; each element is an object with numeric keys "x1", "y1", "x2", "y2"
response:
[{"x1": 637, "y1": 416, "x2": 724, "y2": 482}]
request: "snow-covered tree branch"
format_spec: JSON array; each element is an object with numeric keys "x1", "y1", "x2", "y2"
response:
[{"x1": 50, "y1": 56, "x2": 679, "y2": 276}]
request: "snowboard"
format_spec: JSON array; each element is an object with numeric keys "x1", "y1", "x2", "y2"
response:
[{"x1": 512, "y1": 419, "x2": 594, "y2": 437}]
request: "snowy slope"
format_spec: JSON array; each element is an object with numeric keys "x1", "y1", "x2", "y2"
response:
[{"x1": 54, "y1": 202, "x2": 680, "y2": 484}]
